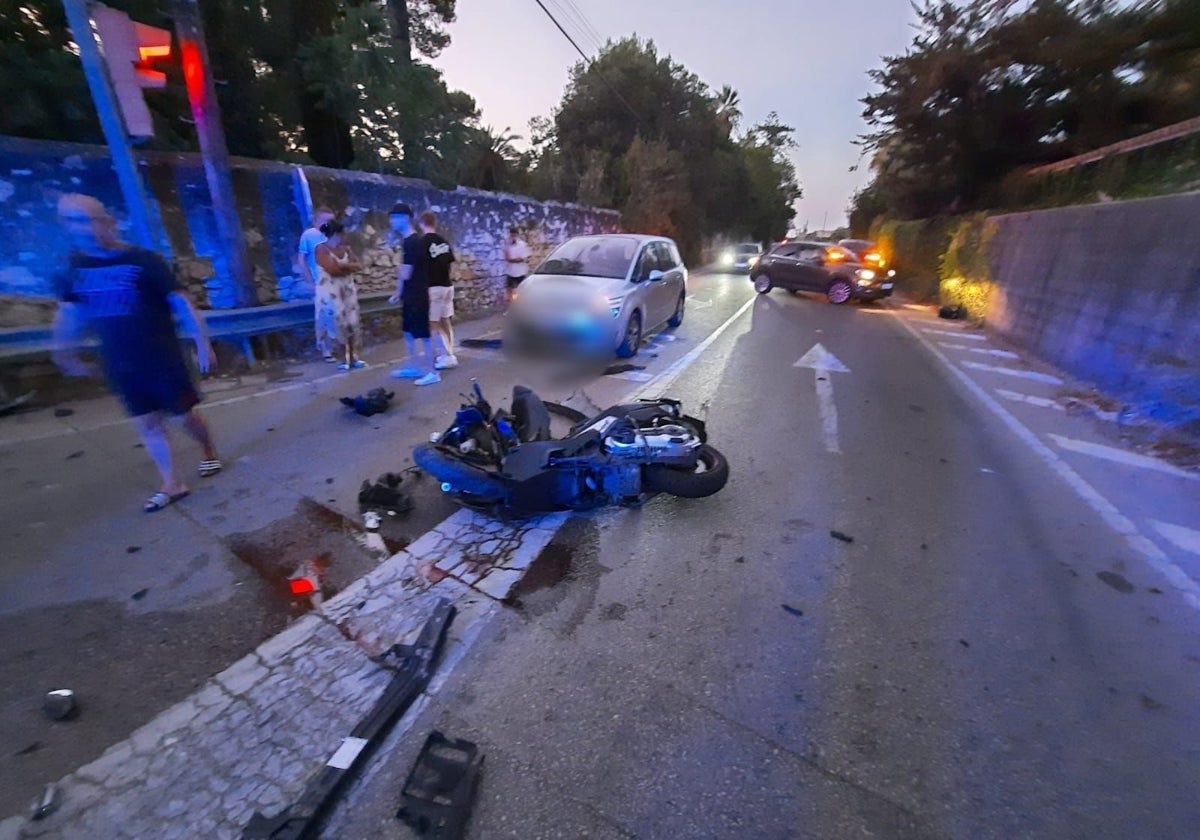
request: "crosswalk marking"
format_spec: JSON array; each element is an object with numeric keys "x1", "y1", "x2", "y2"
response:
[{"x1": 1048, "y1": 434, "x2": 1200, "y2": 481}]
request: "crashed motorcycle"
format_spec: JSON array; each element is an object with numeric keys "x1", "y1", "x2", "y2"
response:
[{"x1": 413, "y1": 382, "x2": 729, "y2": 514}]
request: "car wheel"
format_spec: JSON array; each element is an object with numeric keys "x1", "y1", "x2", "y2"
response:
[
  {"x1": 827, "y1": 278, "x2": 854, "y2": 305},
  {"x1": 753, "y1": 274, "x2": 773, "y2": 294},
  {"x1": 667, "y1": 293, "x2": 685, "y2": 328},
  {"x1": 616, "y1": 311, "x2": 642, "y2": 358},
  {"x1": 643, "y1": 444, "x2": 730, "y2": 498}
]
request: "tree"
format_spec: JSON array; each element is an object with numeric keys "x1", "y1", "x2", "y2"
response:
[
  {"x1": 533, "y1": 37, "x2": 797, "y2": 258},
  {"x1": 715, "y1": 84, "x2": 742, "y2": 136},
  {"x1": 854, "y1": 0, "x2": 1200, "y2": 223}
]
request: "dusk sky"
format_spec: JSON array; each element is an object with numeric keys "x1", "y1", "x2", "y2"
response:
[{"x1": 435, "y1": 0, "x2": 919, "y2": 229}]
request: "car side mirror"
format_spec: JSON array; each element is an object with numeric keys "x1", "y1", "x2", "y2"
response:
[{"x1": 647, "y1": 269, "x2": 665, "y2": 282}]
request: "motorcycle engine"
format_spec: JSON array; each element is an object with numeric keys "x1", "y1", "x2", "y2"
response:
[{"x1": 603, "y1": 423, "x2": 700, "y2": 466}]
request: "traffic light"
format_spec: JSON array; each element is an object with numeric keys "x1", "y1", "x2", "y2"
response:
[{"x1": 91, "y1": 3, "x2": 172, "y2": 139}]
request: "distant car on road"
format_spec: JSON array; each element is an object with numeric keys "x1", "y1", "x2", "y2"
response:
[
  {"x1": 749, "y1": 241, "x2": 894, "y2": 304},
  {"x1": 718, "y1": 242, "x2": 762, "y2": 272},
  {"x1": 505, "y1": 234, "x2": 688, "y2": 359}
]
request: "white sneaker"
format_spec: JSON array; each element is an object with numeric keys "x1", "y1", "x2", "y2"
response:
[
  {"x1": 435, "y1": 354, "x2": 459, "y2": 370},
  {"x1": 414, "y1": 371, "x2": 441, "y2": 386}
]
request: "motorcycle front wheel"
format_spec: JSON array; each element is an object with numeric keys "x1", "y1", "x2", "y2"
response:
[{"x1": 642, "y1": 444, "x2": 730, "y2": 499}]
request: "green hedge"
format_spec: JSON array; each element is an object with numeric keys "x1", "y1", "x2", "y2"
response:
[{"x1": 868, "y1": 212, "x2": 996, "y2": 316}]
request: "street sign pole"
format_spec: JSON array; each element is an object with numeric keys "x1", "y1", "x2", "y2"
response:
[
  {"x1": 171, "y1": 0, "x2": 258, "y2": 307},
  {"x1": 61, "y1": 0, "x2": 168, "y2": 251}
]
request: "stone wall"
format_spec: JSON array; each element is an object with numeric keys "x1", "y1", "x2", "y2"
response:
[
  {"x1": 0, "y1": 135, "x2": 620, "y2": 322},
  {"x1": 986, "y1": 191, "x2": 1200, "y2": 432}
]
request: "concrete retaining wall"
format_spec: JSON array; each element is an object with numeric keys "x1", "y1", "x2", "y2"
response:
[
  {"x1": 0, "y1": 136, "x2": 620, "y2": 324},
  {"x1": 987, "y1": 191, "x2": 1200, "y2": 430}
]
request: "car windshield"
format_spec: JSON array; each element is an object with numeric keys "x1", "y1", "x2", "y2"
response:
[
  {"x1": 537, "y1": 237, "x2": 638, "y2": 280},
  {"x1": 736, "y1": 244, "x2": 760, "y2": 255}
]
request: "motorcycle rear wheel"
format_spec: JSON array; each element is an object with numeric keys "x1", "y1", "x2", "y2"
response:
[{"x1": 642, "y1": 444, "x2": 730, "y2": 499}]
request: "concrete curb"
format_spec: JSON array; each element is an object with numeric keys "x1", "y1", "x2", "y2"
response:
[{"x1": 9, "y1": 507, "x2": 564, "y2": 839}]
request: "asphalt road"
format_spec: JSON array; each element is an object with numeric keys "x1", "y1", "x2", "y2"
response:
[
  {"x1": 322, "y1": 275, "x2": 1200, "y2": 839},
  {"x1": 3, "y1": 269, "x2": 1198, "y2": 836}
]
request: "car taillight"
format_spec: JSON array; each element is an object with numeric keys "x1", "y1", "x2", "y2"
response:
[{"x1": 864, "y1": 252, "x2": 885, "y2": 267}]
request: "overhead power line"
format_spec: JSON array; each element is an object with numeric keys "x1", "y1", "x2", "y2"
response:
[
  {"x1": 557, "y1": 0, "x2": 606, "y2": 53},
  {"x1": 531, "y1": 0, "x2": 643, "y2": 127}
]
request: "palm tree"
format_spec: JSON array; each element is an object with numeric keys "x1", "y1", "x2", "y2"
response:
[
  {"x1": 468, "y1": 126, "x2": 522, "y2": 191},
  {"x1": 715, "y1": 85, "x2": 743, "y2": 136}
]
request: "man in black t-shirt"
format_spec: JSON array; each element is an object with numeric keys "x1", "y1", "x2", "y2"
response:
[
  {"x1": 419, "y1": 211, "x2": 458, "y2": 371},
  {"x1": 54, "y1": 194, "x2": 223, "y2": 513},
  {"x1": 387, "y1": 203, "x2": 438, "y2": 385}
]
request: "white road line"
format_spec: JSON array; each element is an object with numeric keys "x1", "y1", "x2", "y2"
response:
[
  {"x1": 631, "y1": 296, "x2": 755, "y2": 400},
  {"x1": 903, "y1": 304, "x2": 931, "y2": 311},
  {"x1": 1150, "y1": 521, "x2": 1200, "y2": 557},
  {"x1": 686, "y1": 296, "x2": 714, "y2": 309},
  {"x1": 922, "y1": 328, "x2": 989, "y2": 341},
  {"x1": 938, "y1": 342, "x2": 1019, "y2": 359},
  {"x1": 888, "y1": 310, "x2": 1200, "y2": 612},
  {"x1": 961, "y1": 360, "x2": 1063, "y2": 385},
  {"x1": 1049, "y1": 434, "x2": 1200, "y2": 481},
  {"x1": 995, "y1": 389, "x2": 1065, "y2": 411}
]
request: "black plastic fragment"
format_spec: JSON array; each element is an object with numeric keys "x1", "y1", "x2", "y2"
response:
[{"x1": 397, "y1": 730, "x2": 484, "y2": 839}]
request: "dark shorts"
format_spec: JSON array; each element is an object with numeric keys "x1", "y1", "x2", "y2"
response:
[
  {"x1": 109, "y1": 365, "x2": 200, "y2": 418},
  {"x1": 506, "y1": 275, "x2": 526, "y2": 290},
  {"x1": 402, "y1": 295, "x2": 431, "y2": 339}
]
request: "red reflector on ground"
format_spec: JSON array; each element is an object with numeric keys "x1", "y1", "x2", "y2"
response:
[{"x1": 289, "y1": 577, "x2": 317, "y2": 596}]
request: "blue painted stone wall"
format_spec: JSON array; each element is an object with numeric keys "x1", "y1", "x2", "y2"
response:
[
  {"x1": 988, "y1": 192, "x2": 1200, "y2": 433},
  {"x1": 0, "y1": 135, "x2": 620, "y2": 322}
]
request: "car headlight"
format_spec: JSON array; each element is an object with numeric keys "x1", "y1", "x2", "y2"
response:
[
  {"x1": 855, "y1": 269, "x2": 876, "y2": 283},
  {"x1": 721, "y1": 252, "x2": 735, "y2": 266}
]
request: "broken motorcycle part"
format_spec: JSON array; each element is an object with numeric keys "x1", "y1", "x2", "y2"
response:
[
  {"x1": 396, "y1": 731, "x2": 483, "y2": 839},
  {"x1": 29, "y1": 784, "x2": 62, "y2": 821},
  {"x1": 242, "y1": 599, "x2": 455, "y2": 840}
]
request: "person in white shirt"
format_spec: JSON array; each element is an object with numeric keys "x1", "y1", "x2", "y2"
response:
[
  {"x1": 298, "y1": 206, "x2": 337, "y2": 361},
  {"x1": 502, "y1": 226, "x2": 530, "y2": 301}
]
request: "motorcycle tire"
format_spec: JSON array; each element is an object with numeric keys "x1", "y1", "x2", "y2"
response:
[{"x1": 642, "y1": 444, "x2": 730, "y2": 499}]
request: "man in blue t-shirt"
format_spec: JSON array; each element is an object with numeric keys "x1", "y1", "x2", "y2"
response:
[
  {"x1": 53, "y1": 194, "x2": 223, "y2": 513},
  {"x1": 387, "y1": 203, "x2": 439, "y2": 385}
]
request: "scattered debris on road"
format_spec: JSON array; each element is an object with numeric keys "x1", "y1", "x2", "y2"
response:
[
  {"x1": 0, "y1": 389, "x2": 36, "y2": 417},
  {"x1": 28, "y1": 783, "x2": 62, "y2": 821},
  {"x1": 781, "y1": 604, "x2": 804, "y2": 617},
  {"x1": 396, "y1": 730, "x2": 484, "y2": 840},
  {"x1": 358, "y1": 472, "x2": 413, "y2": 513},
  {"x1": 830, "y1": 530, "x2": 855, "y2": 544},
  {"x1": 938, "y1": 304, "x2": 967, "y2": 320},
  {"x1": 131, "y1": 588, "x2": 149, "y2": 601},
  {"x1": 242, "y1": 599, "x2": 455, "y2": 840},
  {"x1": 54, "y1": 408, "x2": 74, "y2": 418},
  {"x1": 43, "y1": 689, "x2": 77, "y2": 721},
  {"x1": 126, "y1": 545, "x2": 141, "y2": 554},
  {"x1": 65, "y1": 450, "x2": 85, "y2": 460},
  {"x1": 460, "y1": 338, "x2": 503, "y2": 349},
  {"x1": 341, "y1": 387, "x2": 396, "y2": 417}
]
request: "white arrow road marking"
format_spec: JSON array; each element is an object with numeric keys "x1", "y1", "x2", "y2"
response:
[
  {"x1": 686, "y1": 295, "x2": 714, "y2": 309},
  {"x1": 794, "y1": 343, "x2": 851, "y2": 454},
  {"x1": 1048, "y1": 434, "x2": 1200, "y2": 481},
  {"x1": 922, "y1": 328, "x2": 989, "y2": 341},
  {"x1": 939, "y1": 342, "x2": 1019, "y2": 359},
  {"x1": 1151, "y1": 521, "x2": 1200, "y2": 556},
  {"x1": 961, "y1": 360, "x2": 1063, "y2": 384}
]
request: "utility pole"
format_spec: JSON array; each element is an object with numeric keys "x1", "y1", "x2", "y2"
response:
[
  {"x1": 171, "y1": 0, "x2": 257, "y2": 307},
  {"x1": 61, "y1": 0, "x2": 168, "y2": 251}
]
